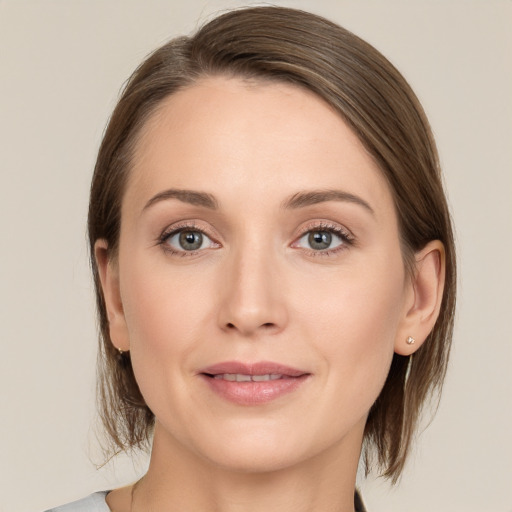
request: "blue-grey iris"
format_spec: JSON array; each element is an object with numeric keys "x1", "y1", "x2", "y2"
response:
[
  {"x1": 308, "y1": 231, "x2": 332, "y2": 250},
  {"x1": 179, "y1": 231, "x2": 203, "y2": 250}
]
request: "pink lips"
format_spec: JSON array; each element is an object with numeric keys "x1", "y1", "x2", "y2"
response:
[{"x1": 199, "y1": 361, "x2": 310, "y2": 405}]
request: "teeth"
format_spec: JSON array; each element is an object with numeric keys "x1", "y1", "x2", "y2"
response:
[
  {"x1": 213, "y1": 373, "x2": 283, "y2": 381},
  {"x1": 252, "y1": 374, "x2": 270, "y2": 381}
]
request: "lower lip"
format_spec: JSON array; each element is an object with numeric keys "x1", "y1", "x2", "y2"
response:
[{"x1": 201, "y1": 375, "x2": 309, "y2": 405}]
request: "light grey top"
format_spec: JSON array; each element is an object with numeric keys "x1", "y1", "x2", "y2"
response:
[
  {"x1": 44, "y1": 489, "x2": 366, "y2": 511},
  {"x1": 44, "y1": 492, "x2": 110, "y2": 512}
]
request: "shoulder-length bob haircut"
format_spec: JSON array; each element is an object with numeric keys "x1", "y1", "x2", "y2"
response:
[{"x1": 88, "y1": 6, "x2": 456, "y2": 481}]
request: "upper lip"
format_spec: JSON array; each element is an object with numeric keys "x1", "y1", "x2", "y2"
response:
[{"x1": 199, "y1": 361, "x2": 309, "y2": 377}]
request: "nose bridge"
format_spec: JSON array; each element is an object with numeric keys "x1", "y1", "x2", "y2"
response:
[{"x1": 218, "y1": 232, "x2": 286, "y2": 336}]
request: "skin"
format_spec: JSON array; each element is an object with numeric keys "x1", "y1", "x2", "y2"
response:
[{"x1": 96, "y1": 77, "x2": 445, "y2": 512}]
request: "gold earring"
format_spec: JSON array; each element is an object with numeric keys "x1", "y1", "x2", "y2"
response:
[
  {"x1": 406, "y1": 336, "x2": 415, "y2": 345},
  {"x1": 116, "y1": 347, "x2": 129, "y2": 365}
]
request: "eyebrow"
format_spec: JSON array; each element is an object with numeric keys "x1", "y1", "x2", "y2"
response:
[
  {"x1": 282, "y1": 189, "x2": 374, "y2": 215},
  {"x1": 142, "y1": 187, "x2": 374, "y2": 215},
  {"x1": 143, "y1": 189, "x2": 218, "y2": 212}
]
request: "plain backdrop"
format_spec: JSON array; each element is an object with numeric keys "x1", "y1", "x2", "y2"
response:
[{"x1": 0, "y1": 1, "x2": 511, "y2": 511}]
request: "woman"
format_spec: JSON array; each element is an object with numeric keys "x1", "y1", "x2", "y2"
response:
[{"x1": 47, "y1": 6, "x2": 455, "y2": 511}]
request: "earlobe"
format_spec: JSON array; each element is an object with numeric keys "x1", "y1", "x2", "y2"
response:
[
  {"x1": 94, "y1": 239, "x2": 130, "y2": 352},
  {"x1": 395, "y1": 240, "x2": 446, "y2": 356}
]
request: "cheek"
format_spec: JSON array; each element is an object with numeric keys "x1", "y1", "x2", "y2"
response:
[
  {"x1": 294, "y1": 256, "x2": 406, "y2": 413},
  {"x1": 297, "y1": 258, "x2": 405, "y2": 343},
  {"x1": 118, "y1": 259, "x2": 223, "y2": 433},
  {"x1": 119, "y1": 256, "x2": 216, "y2": 385}
]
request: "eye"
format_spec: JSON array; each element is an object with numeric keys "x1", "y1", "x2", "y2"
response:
[
  {"x1": 297, "y1": 230, "x2": 343, "y2": 251},
  {"x1": 292, "y1": 224, "x2": 353, "y2": 254},
  {"x1": 162, "y1": 228, "x2": 218, "y2": 253}
]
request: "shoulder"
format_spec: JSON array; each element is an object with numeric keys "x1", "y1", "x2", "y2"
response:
[{"x1": 43, "y1": 491, "x2": 110, "y2": 512}]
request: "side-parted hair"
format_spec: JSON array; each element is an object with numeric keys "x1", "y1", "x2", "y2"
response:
[{"x1": 88, "y1": 6, "x2": 456, "y2": 481}]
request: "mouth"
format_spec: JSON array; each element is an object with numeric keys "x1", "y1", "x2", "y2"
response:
[
  {"x1": 210, "y1": 373, "x2": 288, "y2": 382},
  {"x1": 198, "y1": 361, "x2": 310, "y2": 405}
]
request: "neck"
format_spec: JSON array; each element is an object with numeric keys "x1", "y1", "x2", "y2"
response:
[{"x1": 131, "y1": 421, "x2": 363, "y2": 512}]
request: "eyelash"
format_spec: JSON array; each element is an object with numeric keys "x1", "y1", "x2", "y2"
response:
[
  {"x1": 157, "y1": 221, "x2": 219, "y2": 257},
  {"x1": 157, "y1": 221, "x2": 354, "y2": 257},
  {"x1": 293, "y1": 222, "x2": 354, "y2": 257}
]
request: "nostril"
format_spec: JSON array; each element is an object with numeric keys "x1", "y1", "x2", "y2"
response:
[{"x1": 224, "y1": 321, "x2": 276, "y2": 332}]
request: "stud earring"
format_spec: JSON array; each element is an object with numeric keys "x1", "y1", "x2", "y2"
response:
[
  {"x1": 406, "y1": 336, "x2": 415, "y2": 345},
  {"x1": 115, "y1": 347, "x2": 130, "y2": 367},
  {"x1": 116, "y1": 347, "x2": 127, "y2": 364}
]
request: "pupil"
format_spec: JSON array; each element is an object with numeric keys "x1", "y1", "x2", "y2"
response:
[
  {"x1": 179, "y1": 231, "x2": 202, "y2": 250},
  {"x1": 309, "y1": 231, "x2": 331, "y2": 250}
]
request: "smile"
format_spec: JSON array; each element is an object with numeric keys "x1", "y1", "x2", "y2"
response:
[
  {"x1": 199, "y1": 361, "x2": 310, "y2": 405},
  {"x1": 213, "y1": 373, "x2": 284, "y2": 381}
]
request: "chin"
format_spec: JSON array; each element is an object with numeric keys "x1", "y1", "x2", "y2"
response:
[
  {"x1": 183, "y1": 419, "x2": 337, "y2": 475},
  {"x1": 204, "y1": 442, "x2": 309, "y2": 474}
]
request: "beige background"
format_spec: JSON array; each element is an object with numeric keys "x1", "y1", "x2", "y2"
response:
[{"x1": 1, "y1": 1, "x2": 511, "y2": 511}]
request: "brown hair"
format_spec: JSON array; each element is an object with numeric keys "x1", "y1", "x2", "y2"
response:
[{"x1": 88, "y1": 6, "x2": 456, "y2": 481}]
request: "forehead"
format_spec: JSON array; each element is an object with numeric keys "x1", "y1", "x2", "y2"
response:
[{"x1": 125, "y1": 76, "x2": 394, "y2": 218}]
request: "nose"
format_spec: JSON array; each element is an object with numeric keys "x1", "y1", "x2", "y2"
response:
[{"x1": 217, "y1": 245, "x2": 288, "y2": 337}]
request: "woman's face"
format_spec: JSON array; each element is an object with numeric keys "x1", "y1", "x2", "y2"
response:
[{"x1": 103, "y1": 77, "x2": 415, "y2": 472}]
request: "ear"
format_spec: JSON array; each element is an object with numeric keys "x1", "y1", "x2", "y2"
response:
[
  {"x1": 395, "y1": 240, "x2": 446, "y2": 356},
  {"x1": 94, "y1": 239, "x2": 130, "y2": 352}
]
